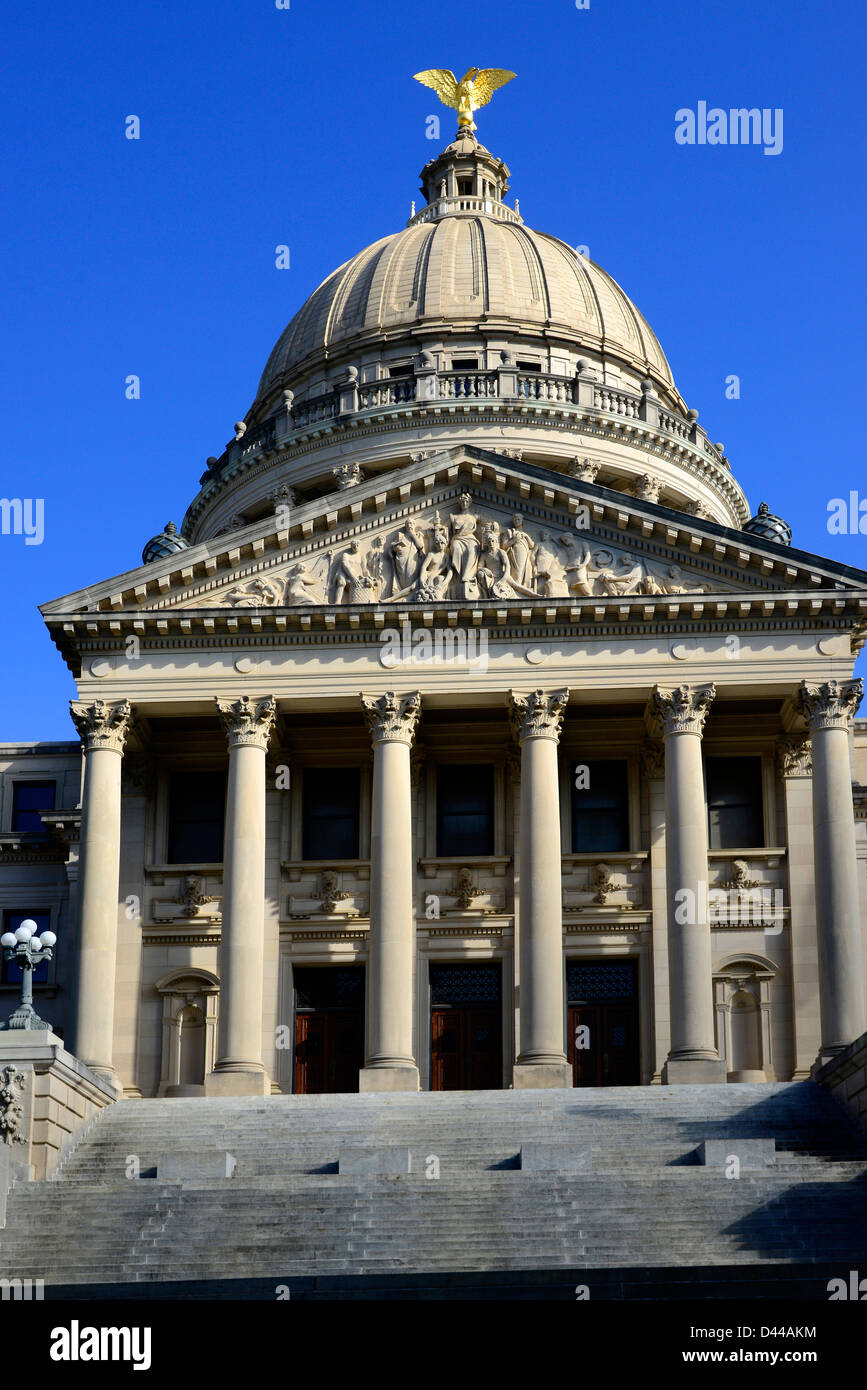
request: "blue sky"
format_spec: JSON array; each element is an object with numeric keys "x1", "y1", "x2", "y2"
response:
[{"x1": 1, "y1": 0, "x2": 865, "y2": 739}]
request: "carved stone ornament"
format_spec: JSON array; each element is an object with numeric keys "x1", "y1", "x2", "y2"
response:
[
  {"x1": 718, "y1": 859, "x2": 761, "y2": 891},
  {"x1": 320, "y1": 870, "x2": 353, "y2": 915},
  {"x1": 568, "y1": 457, "x2": 600, "y2": 482},
  {"x1": 592, "y1": 862, "x2": 615, "y2": 904},
  {"x1": 797, "y1": 678, "x2": 864, "y2": 733},
  {"x1": 271, "y1": 483, "x2": 296, "y2": 512},
  {"x1": 455, "y1": 867, "x2": 481, "y2": 910},
  {"x1": 646, "y1": 683, "x2": 715, "y2": 739},
  {"x1": 175, "y1": 876, "x2": 221, "y2": 917},
  {"x1": 360, "y1": 691, "x2": 421, "y2": 747},
  {"x1": 207, "y1": 495, "x2": 708, "y2": 610},
  {"x1": 640, "y1": 738, "x2": 665, "y2": 780},
  {"x1": 631, "y1": 473, "x2": 661, "y2": 504},
  {"x1": 776, "y1": 735, "x2": 813, "y2": 779},
  {"x1": 70, "y1": 699, "x2": 134, "y2": 753},
  {"x1": 509, "y1": 688, "x2": 569, "y2": 743},
  {"x1": 333, "y1": 461, "x2": 364, "y2": 490},
  {"x1": 0, "y1": 1065, "x2": 27, "y2": 1146},
  {"x1": 215, "y1": 695, "x2": 277, "y2": 750}
]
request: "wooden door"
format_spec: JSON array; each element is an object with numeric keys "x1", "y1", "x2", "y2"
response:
[
  {"x1": 431, "y1": 1006, "x2": 500, "y2": 1090},
  {"x1": 294, "y1": 1010, "x2": 363, "y2": 1094},
  {"x1": 569, "y1": 1001, "x2": 639, "y2": 1087}
]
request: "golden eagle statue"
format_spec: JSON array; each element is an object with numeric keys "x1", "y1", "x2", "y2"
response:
[{"x1": 413, "y1": 67, "x2": 516, "y2": 132}]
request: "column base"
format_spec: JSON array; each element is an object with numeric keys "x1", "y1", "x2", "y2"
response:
[
  {"x1": 662, "y1": 1054, "x2": 726, "y2": 1085},
  {"x1": 512, "y1": 1061, "x2": 573, "y2": 1090},
  {"x1": 205, "y1": 1069, "x2": 269, "y2": 1097},
  {"x1": 358, "y1": 1065, "x2": 419, "y2": 1093}
]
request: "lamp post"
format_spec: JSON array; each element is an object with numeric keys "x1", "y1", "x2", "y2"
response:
[{"x1": 0, "y1": 920, "x2": 57, "y2": 1030}]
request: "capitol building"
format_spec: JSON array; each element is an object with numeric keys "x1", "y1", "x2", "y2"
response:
[{"x1": 3, "y1": 114, "x2": 867, "y2": 1111}]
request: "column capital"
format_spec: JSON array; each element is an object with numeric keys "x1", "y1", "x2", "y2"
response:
[
  {"x1": 797, "y1": 678, "x2": 863, "y2": 733},
  {"x1": 216, "y1": 695, "x2": 277, "y2": 750},
  {"x1": 360, "y1": 691, "x2": 421, "y2": 747},
  {"x1": 508, "y1": 688, "x2": 569, "y2": 743},
  {"x1": 70, "y1": 699, "x2": 134, "y2": 754},
  {"x1": 646, "y1": 683, "x2": 715, "y2": 739},
  {"x1": 776, "y1": 735, "x2": 813, "y2": 779}
]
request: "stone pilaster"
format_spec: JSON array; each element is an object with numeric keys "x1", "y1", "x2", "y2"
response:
[
  {"x1": 69, "y1": 699, "x2": 134, "y2": 1088},
  {"x1": 206, "y1": 695, "x2": 277, "y2": 1096},
  {"x1": 509, "y1": 689, "x2": 571, "y2": 1088},
  {"x1": 359, "y1": 691, "x2": 421, "y2": 1092},
  {"x1": 646, "y1": 684, "x2": 725, "y2": 1084},
  {"x1": 797, "y1": 680, "x2": 866, "y2": 1060},
  {"x1": 776, "y1": 736, "x2": 819, "y2": 1077},
  {"x1": 642, "y1": 737, "x2": 669, "y2": 1082}
]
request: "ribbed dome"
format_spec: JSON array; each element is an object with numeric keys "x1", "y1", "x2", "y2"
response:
[{"x1": 255, "y1": 218, "x2": 676, "y2": 408}]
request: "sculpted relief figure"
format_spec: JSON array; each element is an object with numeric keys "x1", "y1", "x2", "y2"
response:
[
  {"x1": 285, "y1": 560, "x2": 326, "y2": 605},
  {"x1": 415, "y1": 518, "x2": 453, "y2": 601},
  {"x1": 479, "y1": 521, "x2": 537, "y2": 599},
  {"x1": 503, "y1": 513, "x2": 535, "y2": 588},
  {"x1": 332, "y1": 539, "x2": 380, "y2": 604},
  {"x1": 449, "y1": 492, "x2": 482, "y2": 598},
  {"x1": 389, "y1": 518, "x2": 425, "y2": 593},
  {"x1": 535, "y1": 529, "x2": 572, "y2": 597},
  {"x1": 225, "y1": 576, "x2": 282, "y2": 607}
]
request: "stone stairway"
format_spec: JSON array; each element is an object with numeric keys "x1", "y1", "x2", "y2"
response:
[{"x1": 2, "y1": 1082, "x2": 866, "y2": 1293}]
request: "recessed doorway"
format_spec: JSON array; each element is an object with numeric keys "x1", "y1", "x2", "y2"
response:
[
  {"x1": 567, "y1": 959, "x2": 640, "y2": 1087},
  {"x1": 293, "y1": 966, "x2": 365, "y2": 1094},
  {"x1": 430, "y1": 962, "x2": 502, "y2": 1091}
]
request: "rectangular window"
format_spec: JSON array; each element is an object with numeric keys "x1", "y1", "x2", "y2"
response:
[
  {"x1": 388, "y1": 364, "x2": 413, "y2": 378},
  {"x1": 451, "y1": 358, "x2": 478, "y2": 370},
  {"x1": 2, "y1": 911, "x2": 51, "y2": 985},
  {"x1": 167, "y1": 770, "x2": 226, "y2": 863},
  {"x1": 572, "y1": 760, "x2": 629, "y2": 853},
  {"x1": 11, "y1": 782, "x2": 55, "y2": 833},
  {"x1": 516, "y1": 360, "x2": 542, "y2": 372},
  {"x1": 706, "y1": 757, "x2": 764, "y2": 849},
  {"x1": 302, "y1": 767, "x2": 360, "y2": 860},
  {"x1": 436, "y1": 764, "x2": 494, "y2": 857}
]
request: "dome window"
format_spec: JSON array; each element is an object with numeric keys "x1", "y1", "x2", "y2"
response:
[
  {"x1": 388, "y1": 363, "x2": 413, "y2": 378},
  {"x1": 516, "y1": 360, "x2": 541, "y2": 372},
  {"x1": 451, "y1": 357, "x2": 479, "y2": 370},
  {"x1": 457, "y1": 177, "x2": 473, "y2": 196}
]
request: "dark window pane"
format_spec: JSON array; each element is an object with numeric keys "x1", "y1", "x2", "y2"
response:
[
  {"x1": 167, "y1": 770, "x2": 226, "y2": 863},
  {"x1": 436, "y1": 764, "x2": 494, "y2": 857},
  {"x1": 11, "y1": 783, "x2": 55, "y2": 833},
  {"x1": 572, "y1": 760, "x2": 629, "y2": 852},
  {"x1": 294, "y1": 966, "x2": 364, "y2": 1010},
  {"x1": 2, "y1": 911, "x2": 51, "y2": 984},
  {"x1": 706, "y1": 757, "x2": 764, "y2": 849},
  {"x1": 302, "y1": 768, "x2": 360, "y2": 860}
]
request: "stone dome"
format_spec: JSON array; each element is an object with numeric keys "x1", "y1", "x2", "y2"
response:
[
  {"x1": 182, "y1": 127, "x2": 750, "y2": 543},
  {"x1": 254, "y1": 219, "x2": 678, "y2": 415}
]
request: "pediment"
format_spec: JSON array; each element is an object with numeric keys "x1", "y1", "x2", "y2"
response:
[
  {"x1": 40, "y1": 447, "x2": 867, "y2": 626},
  {"x1": 173, "y1": 490, "x2": 720, "y2": 611}
]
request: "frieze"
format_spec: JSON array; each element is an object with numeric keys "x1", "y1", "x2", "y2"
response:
[{"x1": 211, "y1": 493, "x2": 711, "y2": 610}]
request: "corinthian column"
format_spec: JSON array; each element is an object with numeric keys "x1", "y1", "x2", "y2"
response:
[
  {"x1": 70, "y1": 699, "x2": 134, "y2": 1087},
  {"x1": 206, "y1": 695, "x2": 276, "y2": 1096},
  {"x1": 647, "y1": 684, "x2": 725, "y2": 1084},
  {"x1": 509, "y1": 688, "x2": 572, "y2": 1089},
  {"x1": 359, "y1": 691, "x2": 421, "y2": 1092},
  {"x1": 797, "y1": 679, "x2": 865, "y2": 1059}
]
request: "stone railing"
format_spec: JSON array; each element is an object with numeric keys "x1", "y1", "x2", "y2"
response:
[
  {"x1": 812, "y1": 1030, "x2": 867, "y2": 1131},
  {"x1": 438, "y1": 371, "x2": 499, "y2": 400},
  {"x1": 593, "y1": 387, "x2": 641, "y2": 418},
  {"x1": 0, "y1": 1031, "x2": 117, "y2": 1195},
  {"x1": 519, "y1": 373, "x2": 574, "y2": 402},
  {"x1": 407, "y1": 195, "x2": 523, "y2": 227},
  {"x1": 358, "y1": 378, "x2": 416, "y2": 410},
  {"x1": 291, "y1": 394, "x2": 339, "y2": 429}
]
